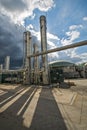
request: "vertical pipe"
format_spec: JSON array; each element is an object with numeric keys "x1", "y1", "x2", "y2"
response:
[{"x1": 40, "y1": 15, "x2": 49, "y2": 84}]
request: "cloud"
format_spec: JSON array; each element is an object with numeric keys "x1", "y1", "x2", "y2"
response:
[
  {"x1": 61, "y1": 30, "x2": 80, "y2": 46},
  {"x1": 0, "y1": 0, "x2": 55, "y2": 68},
  {"x1": 53, "y1": 49, "x2": 87, "y2": 64},
  {"x1": 61, "y1": 23, "x2": 82, "y2": 47},
  {"x1": 58, "y1": 23, "x2": 87, "y2": 64},
  {"x1": 0, "y1": 0, "x2": 55, "y2": 25},
  {"x1": 83, "y1": 17, "x2": 87, "y2": 21},
  {"x1": 58, "y1": 24, "x2": 82, "y2": 63},
  {"x1": 70, "y1": 52, "x2": 87, "y2": 64},
  {"x1": 0, "y1": 0, "x2": 26, "y2": 12},
  {"x1": 47, "y1": 33, "x2": 60, "y2": 41},
  {"x1": 66, "y1": 31, "x2": 80, "y2": 41},
  {"x1": 0, "y1": 14, "x2": 24, "y2": 68},
  {"x1": 47, "y1": 41, "x2": 56, "y2": 48},
  {"x1": 69, "y1": 25, "x2": 83, "y2": 30},
  {"x1": 27, "y1": 24, "x2": 34, "y2": 30}
]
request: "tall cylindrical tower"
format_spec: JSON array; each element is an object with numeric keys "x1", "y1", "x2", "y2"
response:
[
  {"x1": 40, "y1": 15, "x2": 49, "y2": 84},
  {"x1": 24, "y1": 31, "x2": 31, "y2": 68},
  {"x1": 33, "y1": 44, "x2": 39, "y2": 84},
  {"x1": 5, "y1": 56, "x2": 10, "y2": 70},
  {"x1": 0, "y1": 64, "x2": 3, "y2": 72},
  {"x1": 23, "y1": 31, "x2": 32, "y2": 84}
]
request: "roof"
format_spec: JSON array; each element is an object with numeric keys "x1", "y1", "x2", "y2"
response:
[{"x1": 49, "y1": 60, "x2": 75, "y2": 67}]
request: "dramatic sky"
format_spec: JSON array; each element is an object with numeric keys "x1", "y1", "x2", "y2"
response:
[{"x1": 0, "y1": 0, "x2": 87, "y2": 69}]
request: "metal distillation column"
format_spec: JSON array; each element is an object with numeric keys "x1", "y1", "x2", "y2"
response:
[
  {"x1": 5, "y1": 56, "x2": 10, "y2": 70},
  {"x1": 40, "y1": 15, "x2": 49, "y2": 84},
  {"x1": 33, "y1": 44, "x2": 39, "y2": 84},
  {"x1": 24, "y1": 31, "x2": 32, "y2": 84}
]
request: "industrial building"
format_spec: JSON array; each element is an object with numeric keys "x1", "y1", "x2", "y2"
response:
[
  {"x1": 0, "y1": 12, "x2": 87, "y2": 130},
  {"x1": 49, "y1": 60, "x2": 79, "y2": 79},
  {"x1": 49, "y1": 60, "x2": 87, "y2": 79}
]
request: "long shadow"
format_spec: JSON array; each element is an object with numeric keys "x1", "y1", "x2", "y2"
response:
[
  {"x1": 3, "y1": 87, "x2": 37, "y2": 115},
  {"x1": 0, "y1": 87, "x2": 37, "y2": 130},
  {"x1": 0, "y1": 85, "x2": 26, "y2": 102},
  {"x1": 0, "y1": 88, "x2": 26, "y2": 107},
  {"x1": 59, "y1": 81, "x2": 76, "y2": 89},
  {"x1": 20, "y1": 88, "x2": 37, "y2": 117},
  {"x1": 0, "y1": 87, "x2": 35, "y2": 107},
  {"x1": 29, "y1": 88, "x2": 67, "y2": 130},
  {"x1": 0, "y1": 112, "x2": 29, "y2": 130}
]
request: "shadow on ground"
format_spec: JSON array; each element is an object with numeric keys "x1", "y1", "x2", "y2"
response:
[
  {"x1": 0, "y1": 86, "x2": 67, "y2": 130},
  {"x1": 59, "y1": 81, "x2": 76, "y2": 89},
  {"x1": 29, "y1": 88, "x2": 67, "y2": 130}
]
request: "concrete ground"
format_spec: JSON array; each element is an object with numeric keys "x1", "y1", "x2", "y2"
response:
[{"x1": 0, "y1": 79, "x2": 87, "y2": 130}]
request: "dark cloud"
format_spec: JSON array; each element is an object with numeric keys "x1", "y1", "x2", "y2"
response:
[
  {"x1": 10, "y1": 58, "x2": 23, "y2": 69},
  {"x1": 0, "y1": 0, "x2": 26, "y2": 12},
  {"x1": 0, "y1": 13, "x2": 43, "y2": 69},
  {"x1": 0, "y1": 14, "x2": 24, "y2": 69}
]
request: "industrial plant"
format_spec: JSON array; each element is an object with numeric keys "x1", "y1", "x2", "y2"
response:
[
  {"x1": 0, "y1": 15, "x2": 87, "y2": 85},
  {"x1": 0, "y1": 15, "x2": 87, "y2": 130}
]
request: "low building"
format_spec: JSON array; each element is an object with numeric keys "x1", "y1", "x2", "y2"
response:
[{"x1": 49, "y1": 60, "x2": 79, "y2": 79}]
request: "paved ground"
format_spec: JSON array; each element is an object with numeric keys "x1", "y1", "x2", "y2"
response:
[{"x1": 0, "y1": 79, "x2": 87, "y2": 130}]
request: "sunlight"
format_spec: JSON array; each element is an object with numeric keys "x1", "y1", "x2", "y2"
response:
[
  {"x1": 17, "y1": 88, "x2": 37, "y2": 116},
  {"x1": 23, "y1": 88, "x2": 42, "y2": 128},
  {"x1": 0, "y1": 88, "x2": 24, "y2": 105},
  {"x1": 0, "y1": 87, "x2": 31, "y2": 113},
  {"x1": 0, "y1": 91, "x2": 7, "y2": 96}
]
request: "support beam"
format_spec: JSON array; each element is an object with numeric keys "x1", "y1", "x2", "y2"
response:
[{"x1": 28, "y1": 40, "x2": 87, "y2": 58}]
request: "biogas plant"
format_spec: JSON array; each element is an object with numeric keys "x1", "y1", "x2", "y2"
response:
[{"x1": 0, "y1": 15, "x2": 87, "y2": 85}]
